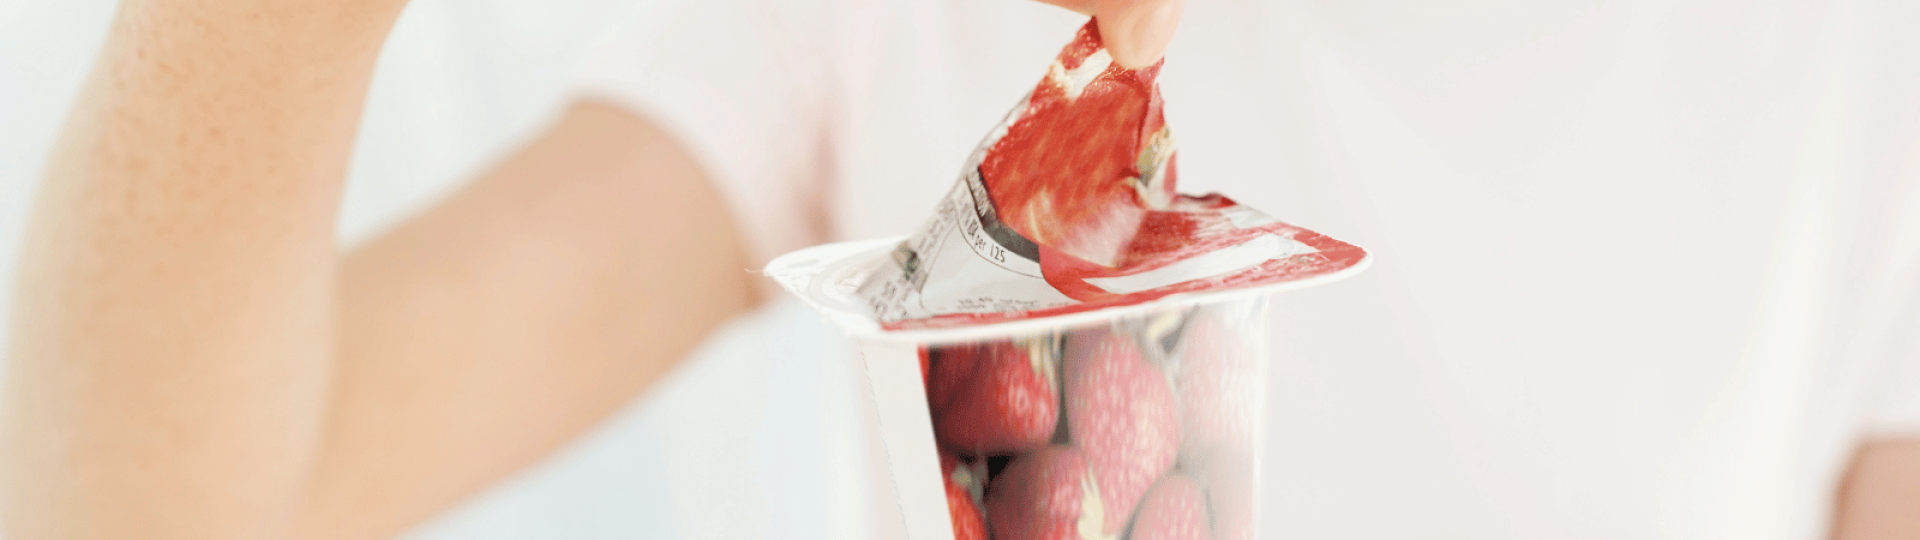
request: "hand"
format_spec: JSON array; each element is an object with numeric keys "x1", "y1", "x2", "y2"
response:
[{"x1": 1035, "y1": 0, "x2": 1185, "y2": 69}]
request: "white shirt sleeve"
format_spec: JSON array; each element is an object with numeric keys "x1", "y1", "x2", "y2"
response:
[
  {"x1": 1859, "y1": 93, "x2": 1920, "y2": 438},
  {"x1": 569, "y1": 0, "x2": 839, "y2": 271},
  {"x1": 1865, "y1": 318, "x2": 1920, "y2": 438}
]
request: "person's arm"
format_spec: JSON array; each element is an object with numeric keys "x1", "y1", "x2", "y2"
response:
[
  {"x1": 1832, "y1": 438, "x2": 1920, "y2": 538},
  {"x1": 0, "y1": 1, "x2": 755, "y2": 538},
  {"x1": 1, "y1": 1, "x2": 407, "y2": 538},
  {"x1": 294, "y1": 99, "x2": 756, "y2": 539}
]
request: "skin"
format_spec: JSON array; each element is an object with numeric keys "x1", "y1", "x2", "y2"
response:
[
  {"x1": 1, "y1": 0, "x2": 1911, "y2": 538},
  {"x1": 1833, "y1": 438, "x2": 1920, "y2": 539},
  {"x1": 0, "y1": 1, "x2": 753, "y2": 538},
  {"x1": 1036, "y1": 0, "x2": 1185, "y2": 69},
  {"x1": 2, "y1": 2, "x2": 412, "y2": 538},
  {"x1": 290, "y1": 100, "x2": 757, "y2": 539}
]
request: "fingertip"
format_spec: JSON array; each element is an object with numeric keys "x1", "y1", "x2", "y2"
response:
[
  {"x1": 1037, "y1": 0, "x2": 1098, "y2": 16},
  {"x1": 1099, "y1": 0, "x2": 1184, "y2": 69}
]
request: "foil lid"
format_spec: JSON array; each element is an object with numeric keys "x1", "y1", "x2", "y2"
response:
[{"x1": 845, "y1": 20, "x2": 1368, "y2": 332}]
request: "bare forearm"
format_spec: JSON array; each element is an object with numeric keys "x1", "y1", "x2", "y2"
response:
[
  {"x1": 2, "y1": 1, "x2": 404, "y2": 538},
  {"x1": 1833, "y1": 438, "x2": 1920, "y2": 540},
  {"x1": 294, "y1": 101, "x2": 759, "y2": 539}
]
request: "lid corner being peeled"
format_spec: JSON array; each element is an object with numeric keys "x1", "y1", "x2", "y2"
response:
[{"x1": 767, "y1": 18, "x2": 1369, "y2": 341}]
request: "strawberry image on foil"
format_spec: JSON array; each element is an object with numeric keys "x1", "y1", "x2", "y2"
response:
[
  {"x1": 1129, "y1": 474, "x2": 1210, "y2": 540},
  {"x1": 974, "y1": 20, "x2": 1291, "y2": 304},
  {"x1": 1063, "y1": 327, "x2": 1181, "y2": 536},
  {"x1": 977, "y1": 20, "x2": 1175, "y2": 276},
  {"x1": 927, "y1": 338, "x2": 1061, "y2": 456},
  {"x1": 985, "y1": 445, "x2": 1111, "y2": 540},
  {"x1": 942, "y1": 452, "x2": 990, "y2": 540},
  {"x1": 852, "y1": 17, "x2": 1367, "y2": 332}
]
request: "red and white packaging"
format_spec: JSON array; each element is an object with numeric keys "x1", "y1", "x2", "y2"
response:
[{"x1": 765, "y1": 20, "x2": 1368, "y2": 540}]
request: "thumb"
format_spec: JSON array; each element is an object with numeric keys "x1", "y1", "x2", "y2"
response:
[{"x1": 1096, "y1": 0, "x2": 1185, "y2": 69}]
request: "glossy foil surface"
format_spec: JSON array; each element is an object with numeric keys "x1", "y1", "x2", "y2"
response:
[{"x1": 859, "y1": 21, "x2": 1365, "y2": 331}]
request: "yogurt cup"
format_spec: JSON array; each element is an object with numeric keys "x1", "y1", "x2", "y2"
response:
[
  {"x1": 764, "y1": 19, "x2": 1369, "y2": 540},
  {"x1": 770, "y1": 239, "x2": 1354, "y2": 540}
]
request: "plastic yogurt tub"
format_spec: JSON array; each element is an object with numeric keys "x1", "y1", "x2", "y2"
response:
[{"x1": 766, "y1": 20, "x2": 1369, "y2": 540}]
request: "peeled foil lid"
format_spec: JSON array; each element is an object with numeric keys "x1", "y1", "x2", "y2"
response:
[{"x1": 767, "y1": 20, "x2": 1368, "y2": 342}]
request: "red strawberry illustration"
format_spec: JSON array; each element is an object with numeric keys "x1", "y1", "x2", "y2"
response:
[
  {"x1": 978, "y1": 21, "x2": 1172, "y2": 274},
  {"x1": 972, "y1": 21, "x2": 1288, "y2": 304},
  {"x1": 928, "y1": 337, "x2": 1061, "y2": 456},
  {"x1": 925, "y1": 344, "x2": 974, "y2": 414},
  {"x1": 942, "y1": 452, "x2": 989, "y2": 540},
  {"x1": 985, "y1": 445, "x2": 1114, "y2": 540},
  {"x1": 947, "y1": 480, "x2": 988, "y2": 540},
  {"x1": 1129, "y1": 475, "x2": 1210, "y2": 540},
  {"x1": 1063, "y1": 327, "x2": 1180, "y2": 535},
  {"x1": 1173, "y1": 312, "x2": 1260, "y2": 471},
  {"x1": 920, "y1": 346, "x2": 933, "y2": 389}
]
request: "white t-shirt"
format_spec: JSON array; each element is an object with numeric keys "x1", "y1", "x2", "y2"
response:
[{"x1": 573, "y1": 0, "x2": 1920, "y2": 538}]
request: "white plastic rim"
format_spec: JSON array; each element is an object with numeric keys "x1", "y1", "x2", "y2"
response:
[{"x1": 764, "y1": 236, "x2": 1375, "y2": 345}]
